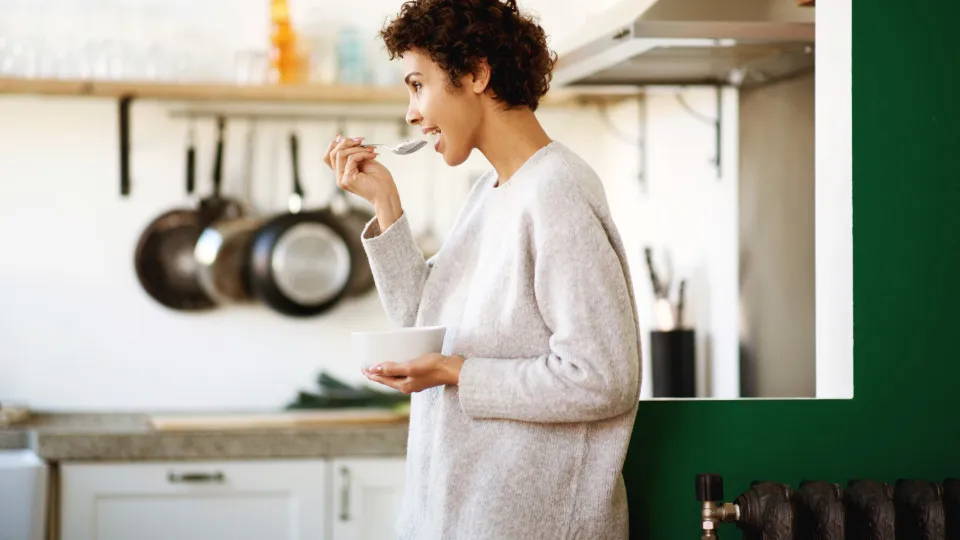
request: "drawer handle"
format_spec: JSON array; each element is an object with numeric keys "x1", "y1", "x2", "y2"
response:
[
  {"x1": 167, "y1": 471, "x2": 226, "y2": 484},
  {"x1": 339, "y1": 466, "x2": 351, "y2": 521}
]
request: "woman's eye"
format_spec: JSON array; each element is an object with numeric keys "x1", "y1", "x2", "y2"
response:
[{"x1": 412, "y1": 82, "x2": 422, "y2": 91}]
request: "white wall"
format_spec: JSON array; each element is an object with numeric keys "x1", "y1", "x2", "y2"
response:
[
  {"x1": 638, "y1": 87, "x2": 740, "y2": 398},
  {"x1": 0, "y1": 91, "x2": 734, "y2": 409},
  {"x1": 0, "y1": 0, "x2": 740, "y2": 409},
  {"x1": 738, "y1": 73, "x2": 816, "y2": 398}
]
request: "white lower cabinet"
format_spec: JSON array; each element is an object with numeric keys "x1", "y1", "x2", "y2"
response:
[
  {"x1": 329, "y1": 458, "x2": 407, "y2": 540},
  {"x1": 60, "y1": 457, "x2": 406, "y2": 540}
]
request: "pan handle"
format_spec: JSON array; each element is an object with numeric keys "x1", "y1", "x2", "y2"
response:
[
  {"x1": 212, "y1": 117, "x2": 226, "y2": 197},
  {"x1": 290, "y1": 132, "x2": 304, "y2": 198},
  {"x1": 186, "y1": 130, "x2": 196, "y2": 195}
]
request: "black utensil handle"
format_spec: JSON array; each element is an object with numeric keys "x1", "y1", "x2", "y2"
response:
[
  {"x1": 676, "y1": 279, "x2": 686, "y2": 329},
  {"x1": 186, "y1": 144, "x2": 196, "y2": 195},
  {"x1": 645, "y1": 247, "x2": 663, "y2": 297},
  {"x1": 290, "y1": 132, "x2": 304, "y2": 197},
  {"x1": 212, "y1": 117, "x2": 226, "y2": 196},
  {"x1": 119, "y1": 95, "x2": 133, "y2": 196}
]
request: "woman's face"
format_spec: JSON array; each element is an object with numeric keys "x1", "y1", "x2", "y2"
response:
[{"x1": 401, "y1": 49, "x2": 485, "y2": 166}]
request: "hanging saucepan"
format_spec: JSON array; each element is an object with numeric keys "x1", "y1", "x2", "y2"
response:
[
  {"x1": 248, "y1": 131, "x2": 354, "y2": 317},
  {"x1": 194, "y1": 120, "x2": 265, "y2": 305},
  {"x1": 134, "y1": 118, "x2": 243, "y2": 311}
]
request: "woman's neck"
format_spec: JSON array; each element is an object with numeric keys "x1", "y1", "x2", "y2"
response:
[{"x1": 476, "y1": 106, "x2": 552, "y2": 186}]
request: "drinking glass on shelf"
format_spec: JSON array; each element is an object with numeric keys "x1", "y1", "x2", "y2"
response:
[
  {"x1": 235, "y1": 49, "x2": 269, "y2": 85},
  {"x1": 0, "y1": 0, "x2": 40, "y2": 78},
  {"x1": 336, "y1": 25, "x2": 368, "y2": 85},
  {"x1": 300, "y1": 13, "x2": 340, "y2": 85}
]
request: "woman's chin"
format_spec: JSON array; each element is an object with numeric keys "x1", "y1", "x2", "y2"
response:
[
  {"x1": 438, "y1": 142, "x2": 470, "y2": 166},
  {"x1": 441, "y1": 151, "x2": 470, "y2": 167}
]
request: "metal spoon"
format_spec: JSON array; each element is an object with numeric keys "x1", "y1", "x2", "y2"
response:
[{"x1": 361, "y1": 139, "x2": 428, "y2": 155}]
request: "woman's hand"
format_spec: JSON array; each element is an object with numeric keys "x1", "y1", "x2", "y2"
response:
[
  {"x1": 322, "y1": 135, "x2": 403, "y2": 231},
  {"x1": 362, "y1": 353, "x2": 465, "y2": 395}
]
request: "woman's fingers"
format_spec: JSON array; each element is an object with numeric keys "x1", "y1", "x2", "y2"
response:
[
  {"x1": 369, "y1": 363, "x2": 420, "y2": 394},
  {"x1": 362, "y1": 370, "x2": 409, "y2": 393},
  {"x1": 372, "y1": 362, "x2": 409, "y2": 377},
  {"x1": 325, "y1": 135, "x2": 362, "y2": 172},
  {"x1": 364, "y1": 371, "x2": 395, "y2": 387},
  {"x1": 321, "y1": 136, "x2": 340, "y2": 169},
  {"x1": 339, "y1": 148, "x2": 378, "y2": 188},
  {"x1": 334, "y1": 143, "x2": 368, "y2": 178}
]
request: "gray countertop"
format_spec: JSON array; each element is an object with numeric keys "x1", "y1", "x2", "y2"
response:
[{"x1": 0, "y1": 412, "x2": 408, "y2": 462}]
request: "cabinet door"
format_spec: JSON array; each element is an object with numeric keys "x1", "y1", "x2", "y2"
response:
[
  {"x1": 60, "y1": 460, "x2": 326, "y2": 540},
  {"x1": 330, "y1": 457, "x2": 406, "y2": 540}
]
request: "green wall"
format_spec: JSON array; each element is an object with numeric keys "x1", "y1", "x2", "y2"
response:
[{"x1": 625, "y1": 1, "x2": 960, "y2": 538}]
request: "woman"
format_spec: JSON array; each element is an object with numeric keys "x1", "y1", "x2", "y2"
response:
[{"x1": 322, "y1": 1, "x2": 642, "y2": 538}]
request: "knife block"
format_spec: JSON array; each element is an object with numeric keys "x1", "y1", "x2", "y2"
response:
[{"x1": 651, "y1": 329, "x2": 696, "y2": 397}]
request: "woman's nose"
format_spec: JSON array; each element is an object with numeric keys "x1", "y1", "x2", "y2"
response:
[{"x1": 406, "y1": 100, "x2": 422, "y2": 126}]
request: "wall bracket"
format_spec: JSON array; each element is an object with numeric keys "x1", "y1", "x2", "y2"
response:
[{"x1": 674, "y1": 85, "x2": 723, "y2": 180}]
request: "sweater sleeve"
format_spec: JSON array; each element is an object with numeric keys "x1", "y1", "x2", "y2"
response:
[
  {"x1": 360, "y1": 212, "x2": 430, "y2": 327},
  {"x1": 457, "y1": 181, "x2": 642, "y2": 423}
]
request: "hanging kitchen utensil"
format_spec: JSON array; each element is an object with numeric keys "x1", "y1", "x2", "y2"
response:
[
  {"x1": 200, "y1": 116, "x2": 245, "y2": 222},
  {"x1": 195, "y1": 119, "x2": 264, "y2": 305},
  {"x1": 644, "y1": 246, "x2": 676, "y2": 330},
  {"x1": 133, "y1": 119, "x2": 242, "y2": 311},
  {"x1": 644, "y1": 246, "x2": 664, "y2": 298},
  {"x1": 676, "y1": 279, "x2": 686, "y2": 329},
  {"x1": 248, "y1": 131, "x2": 354, "y2": 317}
]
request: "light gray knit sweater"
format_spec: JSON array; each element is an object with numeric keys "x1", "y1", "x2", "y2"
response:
[{"x1": 361, "y1": 141, "x2": 642, "y2": 540}]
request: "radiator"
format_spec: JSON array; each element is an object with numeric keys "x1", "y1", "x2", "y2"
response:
[{"x1": 696, "y1": 473, "x2": 960, "y2": 539}]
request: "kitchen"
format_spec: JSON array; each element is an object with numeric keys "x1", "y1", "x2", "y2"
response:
[{"x1": 7, "y1": 0, "x2": 938, "y2": 538}]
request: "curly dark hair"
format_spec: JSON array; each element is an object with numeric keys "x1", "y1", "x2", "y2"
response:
[{"x1": 379, "y1": 0, "x2": 558, "y2": 111}]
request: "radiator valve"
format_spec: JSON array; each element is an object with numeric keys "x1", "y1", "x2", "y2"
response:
[{"x1": 696, "y1": 473, "x2": 740, "y2": 539}]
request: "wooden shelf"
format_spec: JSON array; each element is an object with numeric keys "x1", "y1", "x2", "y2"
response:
[
  {"x1": 2, "y1": 76, "x2": 640, "y2": 198},
  {"x1": 0, "y1": 77, "x2": 635, "y2": 107},
  {"x1": 0, "y1": 77, "x2": 409, "y2": 103}
]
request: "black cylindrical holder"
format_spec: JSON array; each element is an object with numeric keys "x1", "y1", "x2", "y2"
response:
[{"x1": 651, "y1": 329, "x2": 696, "y2": 397}]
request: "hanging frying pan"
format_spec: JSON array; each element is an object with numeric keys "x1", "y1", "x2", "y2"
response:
[
  {"x1": 133, "y1": 118, "x2": 243, "y2": 311},
  {"x1": 248, "y1": 131, "x2": 354, "y2": 317},
  {"x1": 194, "y1": 120, "x2": 264, "y2": 305}
]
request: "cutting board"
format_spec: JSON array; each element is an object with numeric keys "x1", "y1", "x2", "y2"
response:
[{"x1": 150, "y1": 408, "x2": 409, "y2": 431}]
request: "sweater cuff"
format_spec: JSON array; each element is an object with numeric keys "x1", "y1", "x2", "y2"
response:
[
  {"x1": 361, "y1": 212, "x2": 421, "y2": 260},
  {"x1": 457, "y1": 357, "x2": 505, "y2": 419}
]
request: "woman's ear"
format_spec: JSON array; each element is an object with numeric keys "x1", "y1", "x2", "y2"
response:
[{"x1": 471, "y1": 59, "x2": 492, "y2": 94}]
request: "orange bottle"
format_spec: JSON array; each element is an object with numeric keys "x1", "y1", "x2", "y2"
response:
[{"x1": 269, "y1": 0, "x2": 301, "y2": 84}]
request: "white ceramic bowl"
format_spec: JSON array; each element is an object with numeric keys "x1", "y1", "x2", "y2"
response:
[{"x1": 351, "y1": 326, "x2": 447, "y2": 370}]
